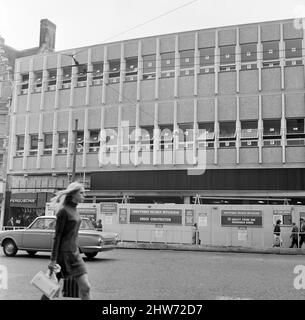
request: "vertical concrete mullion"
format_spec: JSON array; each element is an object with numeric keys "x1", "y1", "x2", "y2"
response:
[
  {"x1": 214, "y1": 31, "x2": 219, "y2": 95},
  {"x1": 70, "y1": 50, "x2": 77, "y2": 107},
  {"x1": 193, "y1": 98, "x2": 198, "y2": 165},
  {"x1": 23, "y1": 114, "x2": 29, "y2": 170},
  {"x1": 155, "y1": 38, "x2": 160, "y2": 100},
  {"x1": 236, "y1": 97, "x2": 240, "y2": 164},
  {"x1": 102, "y1": 46, "x2": 108, "y2": 104},
  {"x1": 98, "y1": 106, "x2": 105, "y2": 168},
  {"x1": 134, "y1": 103, "x2": 140, "y2": 166},
  {"x1": 51, "y1": 111, "x2": 58, "y2": 169},
  {"x1": 214, "y1": 97, "x2": 218, "y2": 165},
  {"x1": 119, "y1": 43, "x2": 125, "y2": 103},
  {"x1": 258, "y1": 95, "x2": 263, "y2": 163},
  {"x1": 194, "y1": 32, "x2": 199, "y2": 97},
  {"x1": 86, "y1": 48, "x2": 92, "y2": 106},
  {"x1": 173, "y1": 100, "x2": 178, "y2": 166},
  {"x1": 40, "y1": 55, "x2": 48, "y2": 111},
  {"x1": 257, "y1": 26, "x2": 262, "y2": 92},
  {"x1": 137, "y1": 40, "x2": 142, "y2": 101},
  {"x1": 54, "y1": 54, "x2": 62, "y2": 109},
  {"x1": 36, "y1": 113, "x2": 43, "y2": 169},
  {"x1": 8, "y1": 115, "x2": 16, "y2": 171},
  {"x1": 281, "y1": 93, "x2": 286, "y2": 163},
  {"x1": 280, "y1": 23, "x2": 285, "y2": 90},
  {"x1": 66, "y1": 109, "x2": 73, "y2": 169},
  {"x1": 236, "y1": 28, "x2": 241, "y2": 93},
  {"x1": 153, "y1": 102, "x2": 159, "y2": 166},
  {"x1": 83, "y1": 109, "x2": 88, "y2": 168},
  {"x1": 26, "y1": 59, "x2": 34, "y2": 112},
  {"x1": 174, "y1": 34, "x2": 179, "y2": 98},
  {"x1": 302, "y1": 30, "x2": 305, "y2": 87},
  {"x1": 116, "y1": 105, "x2": 122, "y2": 167}
]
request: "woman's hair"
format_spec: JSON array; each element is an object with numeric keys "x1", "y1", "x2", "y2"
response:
[{"x1": 50, "y1": 181, "x2": 84, "y2": 212}]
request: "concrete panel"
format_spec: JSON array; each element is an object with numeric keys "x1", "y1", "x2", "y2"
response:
[
  {"x1": 43, "y1": 112, "x2": 54, "y2": 132},
  {"x1": 239, "y1": 70, "x2": 259, "y2": 94},
  {"x1": 57, "y1": 111, "x2": 69, "y2": 131},
  {"x1": 158, "y1": 102, "x2": 174, "y2": 125},
  {"x1": 160, "y1": 36, "x2": 175, "y2": 53},
  {"x1": 140, "y1": 80, "x2": 155, "y2": 102},
  {"x1": 239, "y1": 148, "x2": 259, "y2": 164},
  {"x1": 159, "y1": 78, "x2": 174, "y2": 100},
  {"x1": 15, "y1": 115, "x2": 26, "y2": 134},
  {"x1": 121, "y1": 105, "x2": 137, "y2": 127},
  {"x1": 285, "y1": 93, "x2": 305, "y2": 118},
  {"x1": 89, "y1": 86, "x2": 103, "y2": 106},
  {"x1": 104, "y1": 105, "x2": 118, "y2": 127},
  {"x1": 239, "y1": 26, "x2": 258, "y2": 44},
  {"x1": 33, "y1": 56, "x2": 43, "y2": 71},
  {"x1": 218, "y1": 72, "x2": 237, "y2": 95},
  {"x1": 205, "y1": 149, "x2": 214, "y2": 165},
  {"x1": 197, "y1": 99, "x2": 215, "y2": 122},
  {"x1": 219, "y1": 29, "x2": 236, "y2": 46},
  {"x1": 73, "y1": 87, "x2": 87, "y2": 107},
  {"x1": 106, "y1": 83, "x2": 120, "y2": 104},
  {"x1": 261, "y1": 23, "x2": 280, "y2": 41},
  {"x1": 44, "y1": 91, "x2": 55, "y2": 111},
  {"x1": 139, "y1": 103, "x2": 155, "y2": 126},
  {"x1": 284, "y1": 66, "x2": 305, "y2": 90},
  {"x1": 17, "y1": 95, "x2": 27, "y2": 114},
  {"x1": 29, "y1": 113, "x2": 40, "y2": 133},
  {"x1": 91, "y1": 45, "x2": 104, "y2": 63},
  {"x1": 218, "y1": 96, "x2": 236, "y2": 121},
  {"x1": 58, "y1": 89, "x2": 71, "y2": 108},
  {"x1": 262, "y1": 94, "x2": 282, "y2": 119},
  {"x1": 40, "y1": 155, "x2": 52, "y2": 170},
  {"x1": 19, "y1": 59, "x2": 31, "y2": 73},
  {"x1": 178, "y1": 76, "x2": 194, "y2": 98},
  {"x1": 124, "y1": 41, "x2": 138, "y2": 58},
  {"x1": 261, "y1": 68, "x2": 281, "y2": 92},
  {"x1": 122, "y1": 82, "x2": 137, "y2": 104},
  {"x1": 283, "y1": 22, "x2": 303, "y2": 39},
  {"x1": 142, "y1": 37, "x2": 156, "y2": 55},
  {"x1": 198, "y1": 74, "x2": 215, "y2": 96},
  {"x1": 13, "y1": 157, "x2": 23, "y2": 170},
  {"x1": 218, "y1": 148, "x2": 237, "y2": 165},
  {"x1": 107, "y1": 43, "x2": 121, "y2": 60},
  {"x1": 75, "y1": 50, "x2": 88, "y2": 65},
  {"x1": 55, "y1": 154, "x2": 67, "y2": 169},
  {"x1": 72, "y1": 109, "x2": 85, "y2": 130},
  {"x1": 88, "y1": 108, "x2": 101, "y2": 129},
  {"x1": 198, "y1": 31, "x2": 215, "y2": 48},
  {"x1": 46, "y1": 54, "x2": 58, "y2": 69},
  {"x1": 30, "y1": 94, "x2": 42, "y2": 113},
  {"x1": 27, "y1": 156, "x2": 37, "y2": 170},
  {"x1": 179, "y1": 33, "x2": 195, "y2": 50},
  {"x1": 262, "y1": 147, "x2": 282, "y2": 164},
  {"x1": 240, "y1": 96, "x2": 259, "y2": 120},
  {"x1": 286, "y1": 147, "x2": 305, "y2": 163},
  {"x1": 177, "y1": 100, "x2": 194, "y2": 123},
  {"x1": 87, "y1": 153, "x2": 99, "y2": 169}
]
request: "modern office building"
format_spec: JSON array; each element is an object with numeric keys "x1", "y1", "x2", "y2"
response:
[{"x1": 4, "y1": 18, "x2": 305, "y2": 226}]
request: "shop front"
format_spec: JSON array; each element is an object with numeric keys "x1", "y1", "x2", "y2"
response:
[{"x1": 4, "y1": 192, "x2": 53, "y2": 228}]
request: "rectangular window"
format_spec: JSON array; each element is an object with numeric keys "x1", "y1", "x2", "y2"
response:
[
  {"x1": 16, "y1": 135, "x2": 24, "y2": 156},
  {"x1": 263, "y1": 41, "x2": 280, "y2": 62},
  {"x1": 161, "y1": 52, "x2": 175, "y2": 78},
  {"x1": 77, "y1": 64, "x2": 87, "y2": 84},
  {"x1": 89, "y1": 130, "x2": 100, "y2": 152},
  {"x1": 34, "y1": 71, "x2": 43, "y2": 89},
  {"x1": 43, "y1": 133, "x2": 53, "y2": 155},
  {"x1": 58, "y1": 132, "x2": 68, "y2": 154},
  {"x1": 240, "y1": 121, "x2": 258, "y2": 138},
  {"x1": 199, "y1": 47, "x2": 215, "y2": 66},
  {"x1": 220, "y1": 45, "x2": 236, "y2": 65},
  {"x1": 62, "y1": 66, "x2": 72, "y2": 89},
  {"x1": 240, "y1": 43, "x2": 257, "y2": 63},
  {"x1": 103, "y1": 128, "x2": 118, "y2": 153},
  {"x1": 48, "y1": 69, "x2": 57, "y2": 89},
  {"x1": 121, "y1": 126, "x2": 136, "y2": 151},
  {"x1": 140, "y1": 126, "x2": 154, "y2": 151},
  {"x1": 219, "y1": 122, "x2": 236, "y2": 139},
  {"x1": 20, "y1": 73, "x2": 29, "y2": 94},
  {"x1": 263, "y1": 119, "x2": 281, "y2": 136},
  {"x1": 180, "y1": 50, "x2": 195, "y2": 76},
  {"x1": 76, "y1": 131, "x2": 84, "y2": 153},
  {"x1": 125, "y1": 57, "x2": 138, "y2": 82},
  {"x1": 30, "y1": 134, "x2": 38, "y2": 156},
  {"x1": 160, "y1": 125, "x2": 173, "y2": 150},
  {"x1": 108, "y1": 60, "x2": 120, "y2": 82},
  {"x1": 178, "y1": 123, "x2": 194, "y2": 148},
  {"x1": 285, "y1": 39, "x2": 302, "y2": 59},
  {"x1": 143, "y1": 54, "x2": 156, "y2": 80}
]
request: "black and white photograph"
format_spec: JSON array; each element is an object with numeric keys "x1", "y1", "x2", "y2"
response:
[{"x1": 0, "y1": 0, "x2": 305, "y2": 315}]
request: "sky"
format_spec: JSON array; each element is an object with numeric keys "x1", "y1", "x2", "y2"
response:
[{"x1": 0, "y1": 0, "x2": 305, "y2": 51}]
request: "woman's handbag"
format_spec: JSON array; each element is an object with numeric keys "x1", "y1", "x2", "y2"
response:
[
  {"x1": 30, "y1": 270, "x2": 61, "y2": 299},
  {"x1": 62, "y1": 276, "x2": 79, "y2": 298}
]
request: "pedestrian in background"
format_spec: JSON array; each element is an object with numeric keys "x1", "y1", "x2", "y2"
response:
[
  {"x1": 273, "y1": 219, "x2": 282, "y2": 247},
  {"x1": 42, "y1": 181, "x2": 91, "y2": 300},
  {"x1": 96, "y1": 219, "x2": 103, "y2": 231},
  {"x1": 289, "y1": 222, "x2": 299, "y2": 248},
  {"x1": 299, "y1": 218, "x2": 305, "y2": 248},
  {"x1": 192, "y1": 223, "x2": 201, "y2": 245}
]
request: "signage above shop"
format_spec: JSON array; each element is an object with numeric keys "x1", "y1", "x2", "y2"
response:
[{"x1": 10, "y1": 193, "x2": 37, "y2": 207}]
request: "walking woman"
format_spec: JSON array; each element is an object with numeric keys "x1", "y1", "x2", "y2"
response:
[{"x1": 42, "y1": 182, "x2": 91, "y2": 300}]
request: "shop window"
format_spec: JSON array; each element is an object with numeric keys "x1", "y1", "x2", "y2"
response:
[
  {"x1": 125, "y1": 57, "x2": 138, "y2": 82},
  {"x1": 77, "y1": 64, "x2": 87, "y2": 86},
  {"x1": 20, "y1": 73, "x2": 29, "y2": 94},
  {"x1": 48, "y1": 69, "x2": 57, "y2": 90},
  {"x1": 92, "y1": 62, "x2": 104, "y2": 85},
  {"x1": 161, "y1": 52, "x2": 175, "y2": 78},
  {"x1": 58, "y1": 132, "x2": 68, "y2": 154},
  {"x1": 29, "y1": 134, "x2": 38, "y2": 156},
  {"x1": 89, "y1": 130, "x2": 100, "y2": 153},
  {"x1": 108, "y1": 60, "x2": 120, "y2": 83},
  {"x1": 16, "y1": 135, "x2": 24, "y2": 156},
  {"x1": 142, "y1": 54, "x2": 156, "y2": 80},
  {"x1": 262, "y1": 41, "x2": 280, "y2": 68},
  {"x1": 43, "y1": 133, "x2": 53, "y2": 155},
  {"x1": 61, "y1": 66, "x2": 72, "y2": 88},
  {"x1": 140, "y1": 126, "x2": 154, "y2": 151},
  {"x1": 34, "y1": 71, "x2": 43, "y2": 93},
  {"x1": 263, "y1": 119, "x2": 281, "y2": 146},
  {"x1": 180, "y1": 50, "x2": 195, "y2": 76}
]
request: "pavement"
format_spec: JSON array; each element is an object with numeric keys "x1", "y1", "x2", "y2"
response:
[{"x1": 117, "y1": 241, "x2": 305, "y2": 255}]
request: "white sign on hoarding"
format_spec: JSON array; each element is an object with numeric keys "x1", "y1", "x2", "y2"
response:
[
  {"x1": 238, "y1": 227, "x2": 248, "y2": 241},
  {"x1": 105, "y1": 215, "x2": 113, "y2": 225},
  {"x1": 198, "y1": 213, "x2": 208, "y2": 227}
]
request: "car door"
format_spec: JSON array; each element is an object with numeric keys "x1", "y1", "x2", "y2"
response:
[{"x1": 21, "y1": 217, "x2": 55, "y2": 251}]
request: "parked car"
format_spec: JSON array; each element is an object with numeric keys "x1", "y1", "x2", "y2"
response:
[{"x1": 0, "y1": 216, "x2": 119, "y2": 259}]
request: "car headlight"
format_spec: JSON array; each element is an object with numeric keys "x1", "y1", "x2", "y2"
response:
[{"x1": 98, "y1": 237, "x2": 104, "y2": 245}]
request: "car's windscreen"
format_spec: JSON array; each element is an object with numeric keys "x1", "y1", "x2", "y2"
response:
[
  {"x1": 29, "y1": 218, "x2": 56, "y2": 230},
  {"x1": 80, "y1": 219, "x2": 95, "y2": 230}
]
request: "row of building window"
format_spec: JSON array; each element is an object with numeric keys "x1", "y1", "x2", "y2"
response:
[
  {"x1": 18, "y1": 39, "x2": 303, "y2": 94},
  {"x1": 15, "y1": 118, "x2": 305, "y2": 155}
]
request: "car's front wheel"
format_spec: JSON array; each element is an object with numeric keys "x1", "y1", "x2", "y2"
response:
[
  {"x1": 3, "y1": 239, "x2": 18, "y2": 257},
  {"x1": 84, "y1": 252, "x2": 98, "y2": 259},
  {"x1": 27, "y1": 250, "x2": 37, "y2": 257}
]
